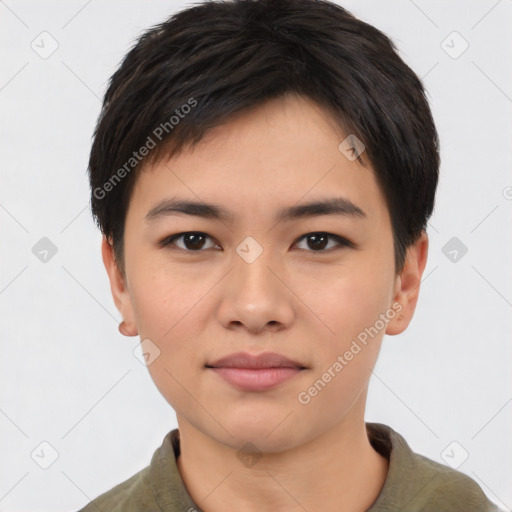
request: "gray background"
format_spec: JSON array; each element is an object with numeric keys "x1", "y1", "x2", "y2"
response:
[{"x1": 1, "y1": 0, "x2": 511, "y2": 510}]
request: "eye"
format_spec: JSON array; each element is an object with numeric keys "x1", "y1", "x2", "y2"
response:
[
  {"x1": 294, "y1": 232, "x2": 354, "y2": 252},
  {"x1": 159, "y1": 231, "x2": 354, "y2": 252},
  {"x1": 159, "y1": 231, "x2": 220, "y2": 251}
]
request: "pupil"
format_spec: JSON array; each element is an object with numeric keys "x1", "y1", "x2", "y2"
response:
[
  {"x1": 309, "y1": 233, "x2": 327, "y2": 250},
  {"x1": 186, "y1": 233, "x2": 204, "y2": 250}
]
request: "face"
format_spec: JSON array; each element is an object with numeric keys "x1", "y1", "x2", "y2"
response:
[{"x1": 104, "y1": 93, "x2": 427, "y2": 452}]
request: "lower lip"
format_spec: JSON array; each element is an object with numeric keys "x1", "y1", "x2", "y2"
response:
[{"x1": 208, "y1": 367, "x2": 303, "y2": 391}]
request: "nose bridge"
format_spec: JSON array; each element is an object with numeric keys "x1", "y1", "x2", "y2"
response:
[{"x1": 232, "y1": 236, "x2": 280, "y2": 295}]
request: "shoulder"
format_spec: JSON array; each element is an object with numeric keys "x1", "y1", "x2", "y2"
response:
[
  {"x1": 75, "y1": 428, "x2": 196, "y2": 512},
  {"x1": 76, "y1": 464, "x2": 156, "y2": 512},
  {"x1": 366, "y1": 422, "x2": 503, "y2": 512},
  {"x1": 412, "y1": 452, "x2": 502, "y2": 512}
]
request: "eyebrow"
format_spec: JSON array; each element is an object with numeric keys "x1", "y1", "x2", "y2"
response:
[{"x1": 145, "y1": 196, "x2": 367, "y2": 223}]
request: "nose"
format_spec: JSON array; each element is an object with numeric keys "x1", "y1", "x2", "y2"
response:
[{"x1": 216, "y1": 247, "x2": 295, "y2": 335}]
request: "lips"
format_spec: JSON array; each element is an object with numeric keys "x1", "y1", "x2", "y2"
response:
[
  {"x1": 206, "y1": 352, "x2": 307, "y2": 391},
  {"x1": 206, "y1": 351, "x2": 306, "y2": 370}
]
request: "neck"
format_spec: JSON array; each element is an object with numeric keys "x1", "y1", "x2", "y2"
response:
[{"x1": 176, "y1": 414, "x2": 389, "y2": 512}]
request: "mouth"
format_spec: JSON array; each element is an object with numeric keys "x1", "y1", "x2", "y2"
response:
[
  {"x1": 206, "y1": 351, "x2": 306, "y2": 369},
  {"x1": 206, "y1": 352, "x2": 307, "y2": 391}
]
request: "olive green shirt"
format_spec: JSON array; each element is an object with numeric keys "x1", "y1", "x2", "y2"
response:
[{"x1": 77, "y1": 422, "x2": 502, "y2": 511}]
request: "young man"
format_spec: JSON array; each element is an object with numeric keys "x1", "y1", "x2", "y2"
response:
[{"x1": 80, "y1": 0, "x2": 502, "y2": 510}]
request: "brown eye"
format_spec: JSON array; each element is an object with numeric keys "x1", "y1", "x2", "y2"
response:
[
  {"x1": 160, "y1": 232, "x2": 219, "y2": 251},
  {"x1": 294, "y1": 232, "x2": 353, "y2": 252}
]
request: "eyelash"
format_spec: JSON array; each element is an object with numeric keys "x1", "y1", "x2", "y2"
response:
[{"x1": 158, "y1": 231, "x2": 355, "y2": 253}]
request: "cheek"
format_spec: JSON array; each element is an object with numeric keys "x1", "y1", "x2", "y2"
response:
[
  {"x1": 294, "y1": 268, "x2": 392, "y2": 421},
  {"x1": 306, "y1": 258, "x2": 394, "y2": 346},
  {"x1": 128, "y1": 251, "x2": 211, "y2": 341},
  {"x1": 126, "y1": 272, "x2": 211, "y2": 415},
  {"x1": 128, "y1": 264, "x2": 213, "y2": 411}
]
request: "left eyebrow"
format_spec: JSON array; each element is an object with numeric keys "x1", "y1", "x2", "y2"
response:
[{"x1": 145, "y1": 196, "x2": 367, "y2": 223}]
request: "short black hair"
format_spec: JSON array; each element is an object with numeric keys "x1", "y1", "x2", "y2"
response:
[{"x1": 88, "y1": 0, "x2": 440, "y2": 276}]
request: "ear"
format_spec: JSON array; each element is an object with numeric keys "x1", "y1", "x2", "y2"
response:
[
  {"x1": 386, "y1": 231, "x2": 429, "y2": 336},
  {"x1": 101, "y1": 235, "x2": 138, "y2": 336}
]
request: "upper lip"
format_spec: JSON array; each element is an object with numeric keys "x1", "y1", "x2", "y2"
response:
[{"x1": 206, "y1": 352, "x2": 306, "y2": 369}]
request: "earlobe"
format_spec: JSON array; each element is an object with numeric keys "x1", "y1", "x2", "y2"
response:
[
  {"x1": 101, "y1": 235, "x2": 138, "y2": 337},
  {"x1": 385, "y1": 231, "x2": 429, "y2": 336}
]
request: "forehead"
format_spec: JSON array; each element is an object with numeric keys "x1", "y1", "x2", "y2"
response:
[{"x1": 128, "y1": 94, "x2": 388, "y2": 227}]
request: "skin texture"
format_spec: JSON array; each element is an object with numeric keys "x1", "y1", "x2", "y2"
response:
[{"x1": 102, "y1": 92, "x2": 429, "y2": 512}]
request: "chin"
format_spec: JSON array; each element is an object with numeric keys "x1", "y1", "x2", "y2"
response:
[{"x1": 225, "y1": 416, "x2": 303, "y2": 452}]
